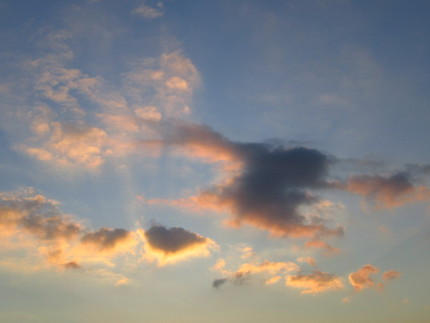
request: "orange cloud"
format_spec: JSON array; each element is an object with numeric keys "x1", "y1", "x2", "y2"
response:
[
  {"x1": 0, "y1": 189, "x2": 139, "y2": 278},
  {"x1": 297, "y1": 257, "x2": 317, "y2": 267},
  {"x1": 25, "y1": 121, "x2": 109, "y2": 169},
  {"x1": 236, "y1": 260, "x2": 299, "y2": 276},
  {"x1": 286, "y1": 271, "x2": 344, "y2": 295},
  {"x1": 348, "y1": 264, "x2": 379, "y2": 291},
  {"x1": 345, "y1": 173, "x2": 430, "y2": 208},
  {"x1": 382, "y1": 269, "x2": 401, "y2": 281},
  {"x1": 265, "y1": 275, "x2": 282, "y2": 285},
  {"x1": 304, "y1": 240, "x2": 341, "y2": 256},
  {"x1": 212, "y1": 256, "x2": 300, "y2": 289}
]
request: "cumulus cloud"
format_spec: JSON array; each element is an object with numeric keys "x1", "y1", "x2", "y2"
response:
[
  {"x1": 348, "y1": 265, "x2": 400, "y2": 295},
  {"x1": 148, "y1": 121, "x2": 343, "y2": 239},
  {"x1": 285, "y1": 271, "x2": 344, "y2": 295},
  {"x1": 348, "y1": 264, "x2": 380, "y2": 291},
  {"x1": 141, "y1": 225, "x2": 217, "y2": 266},
  {"x1": 0, "y1": 188, "x2": 137, "y2": 277},
  {"x1": 343, "y1": 172, "x2": 430, "y2": 208},
  {"x1": 0, "y1": 189, "x2": 82, "y2": 241},
  {"x1": 81, "y1": 227, "x2": 136, "y2": 253}
]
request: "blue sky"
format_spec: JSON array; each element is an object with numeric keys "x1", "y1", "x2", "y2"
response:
[{"x1": 0, "y1": 1, "x2": 430, "y2": 322}]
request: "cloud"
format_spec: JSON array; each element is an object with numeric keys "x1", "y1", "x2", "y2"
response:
[
  {"x1": 265, "y1": 275, "x2": 282, "y2": 285},
  {"x1": 347, "y1": 265, "x2": 400, "y2": 296},
  {"x1": 212, "y1": 278, "x2": 227, "y2": 289},
  {"x1": 297, "y1": 257, "x2": 317, "y2": 267},
  {"x1": 348, "y1": 264, "x2": 379, "y2": 291},
  {"x1": 149, "y1": 121, "x2": 343, "y2": 239},
  {"x1": 25, "y1": 120, "x2": 110, "y2": 169},
  {"x1": 304, "y1": 240, "x2": 341, "y2": 256},
  {"x1": 133, "y1": 2, "x2": 164, "y2": 19},
  {"x1": 15, "y1": 30, "x2": 200, "y2": 170},
  {"x1": 285, "y1": 271, "x2": 344, "y2": 295},
  {"x1": 0, "y1": 189, "x2": 82, "y2": 241},
  {"x1": 63, "y1": 261, "x2": 81, "y2": 270},
  {"x1": 0, "y1": 188, "x2": 139, "y2": 279},
  {"x1": 141, "y1": 225, "x2": 217, "y2": 266},
  {"x1": 343, "y1": 172, "x2": 430, "y2": 208},
  {"x1": 211, "y1": 256, "x2": 300, "y2": 289},
  {"x1": 123, "y1": 51, "x2": 200, "y2": 119},
  {"x1": 235, "y1": 260, "x2": 299, "y2": 276},
  {"x1": 81, "y1": 227, "x2": 136, "y2": 253},
  {"x1": 382, "y1": 270, "x2": 401, "y2": 281}
]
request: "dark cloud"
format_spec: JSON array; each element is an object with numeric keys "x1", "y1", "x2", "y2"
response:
[
  {"x1": 81, "y1": 227, "x2": 131, "y2": 251},
  {"x1": 144, "y1": 225, "x2": 209, "y2": 254},
  {"x1": 212, "y1": 144, "x2": 337, "y2": 237},
  {"x1": 63, "y1": 261, "x2": 81, "y2": 270},
  {"x1": 212, "y1": 278, "x2": 227, "y2": 289},
  {"x1": 160, "y1": 121, "x2": 343, "y2": 238}
]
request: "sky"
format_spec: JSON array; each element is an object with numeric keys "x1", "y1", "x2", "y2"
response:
[{"x1": 0, "y1": 0, "x2": 429, "y2": 322}]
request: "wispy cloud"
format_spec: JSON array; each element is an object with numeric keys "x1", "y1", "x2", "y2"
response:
[{"x1": 133, "y1": 2, "x2": 164, "y2": 20}]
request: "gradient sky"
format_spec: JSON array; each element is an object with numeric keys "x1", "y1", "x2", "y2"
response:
[{"x1": 1, "y1": 1, "x2": 430, "y2": 322}]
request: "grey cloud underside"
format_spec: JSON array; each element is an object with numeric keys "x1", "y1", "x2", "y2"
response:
[
  {"x1": 81, "y1": 227, "x2": 130, "y2": 250},
  {"x1": 144, "y1": 225, "x2": 207, "y2": 254},
  {"x1": 0, "y1": 196, "x2": 81, "y2": 240}
]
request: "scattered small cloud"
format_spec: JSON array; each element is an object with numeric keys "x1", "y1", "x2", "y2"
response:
[
  {"x1": 343, "y1": 173, "x2": 430, "y2": 208},
  {"x1": 304, "y1": 240, "x2": 341, "y2": 256},
  {"x1": 348, "y1": 264, "x2": 400, "y2": 293},
  {"x1": 133, "y1": 2, "x2": 164, "y2": 19},
  {"x1": 382, "y1": 269, "x2": 401, "y2": 281},
  {"x1": 285, "y1": 271, "x2": 344, "y2": 295},
  {"x1": 348, "y1": 264, "x2": 380, "y2": 291}
]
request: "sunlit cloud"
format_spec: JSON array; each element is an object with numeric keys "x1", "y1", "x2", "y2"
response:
[
  {"x1": 0, "y1": 188, "x2": 139, "y2": 280},
  {"x1": 348, "y1": 264, "x2": 380, "y2": 291},
  {"x1": 211, "y1": 256, "x2": 300, "y2": 289},
  {"x1": 304, "y1": 240, "x2": 341, "y2": 256},
  {"x1": 25, "y1": 120, "x2": 109, "y2": 170},
  {"x1": 343, "y1": 173, "x2": 430, "y2": 208},
  {"x1": 347, "y1": 265, "x2": 400, "y2": 298},
  {"x1": 285, "y1": 271, "x2": 344, "y2": 295},
  {"x1": 297, "y1": 257, "x2": 317, "y2": 268}
]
